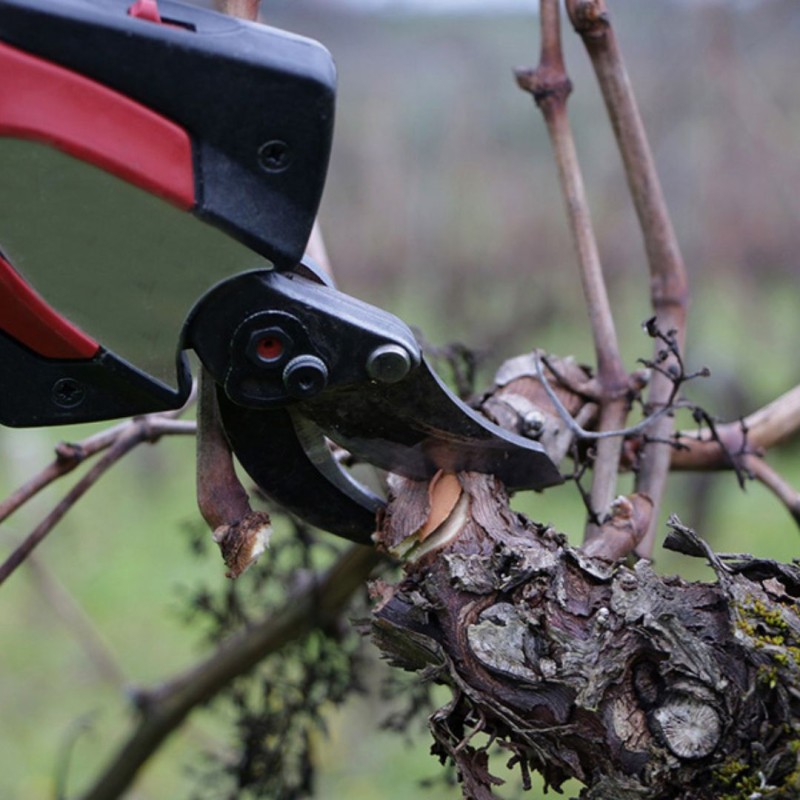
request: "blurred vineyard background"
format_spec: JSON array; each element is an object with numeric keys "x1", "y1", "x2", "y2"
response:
[{"x1": 1, "y1": 0, "x2": 799, "y2": 797}]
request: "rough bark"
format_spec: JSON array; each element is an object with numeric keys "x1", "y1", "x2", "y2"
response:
[{"x1": 372, "y1": 473, "x2": 800, "y2": 799}]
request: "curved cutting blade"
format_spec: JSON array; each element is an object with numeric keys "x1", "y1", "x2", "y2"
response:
[
  {"x1": 299, "y1": 357, "x2": 563, "y2": 492},
  {"x1": 216, "y1": 387, "x2": 382, "y2": 544}
]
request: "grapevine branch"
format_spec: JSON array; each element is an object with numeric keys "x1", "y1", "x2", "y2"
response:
[
  {"x1": 77, "y1": 543, "x2": 381, "y2": 800},
  {"x1": 743, "y1": 455, "x2": 800, "y2": 526},
  {"x1": 531, "y1": 349, "x2": 800, "y2": 526},
  {"x1": 672, "y1": 383, "x2": 800, "y2": 469},
  {"x1": 0, "y1": 415, "x2": 192, "y2": 526},
  {"x1": 0, "y1": 413, "x2": 196, "y2": 587},
  {"x1": 566, "y1": 0, "x2": 690, "y2": 558},
  {"x1": 196, "y1": 367, "x2": 273, "y2": 578},
  {"x1": 516, "y1": 0, "x2": 630, "y2": 546}
]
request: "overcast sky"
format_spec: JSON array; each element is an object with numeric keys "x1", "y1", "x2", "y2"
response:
[{"x1": 329, "y1": 0, "x2": 770, "y2": 12}]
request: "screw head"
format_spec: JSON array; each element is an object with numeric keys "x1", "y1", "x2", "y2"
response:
[
  {"x1": 257, "y1": 140, "x2": 291, "y2": 173},
  {"x1": 282, "y1": 355, "x2": 328, "y2": 399},
  {"x1": 52, "y1": 378, "x2": 85, "y2": 409},
  {"x1": 366, "y1": 344, "x2": 412, "y2": 384}
]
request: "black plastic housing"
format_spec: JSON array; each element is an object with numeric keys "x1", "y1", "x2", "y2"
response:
[
  {"x1": 0, "y1": 0, "x2": 336, "y2": 269},
  {"x1": 0, "y1": 330, "x2": 191, "y2": 426}
]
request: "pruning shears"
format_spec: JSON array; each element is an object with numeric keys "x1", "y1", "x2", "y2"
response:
[{"x1": 0, "y1": 0, "x2": 561, "y2": 543}]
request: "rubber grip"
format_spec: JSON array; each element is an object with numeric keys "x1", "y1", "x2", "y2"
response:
[
  {"x1": 0, "y1": 253, "x2": 98, "y2": 360},
  {"x1": 0, "y1": 40, "x2": 195, "y2": 209}
]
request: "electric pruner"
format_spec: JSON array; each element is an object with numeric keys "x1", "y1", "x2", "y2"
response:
[{"x1": 0, "y1": 0, "x2": 561, "y2": 543}]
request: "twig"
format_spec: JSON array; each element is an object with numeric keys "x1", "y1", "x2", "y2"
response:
[
  {"x1": 196, "y1": 368, "x2": 273, "y2": 578},
  {"x1": 743, "y1": 455, "x2": 800, "y2": 529},
  {"x1": 738, "y1": 384, "x2": 800, "y2": 451},
  {"x1": 1, "y1": 420, "x2": 173, "y2": 525},
  {"x1": 534, "y1": 352, "x2": 684, "y2": 443},
  {"x1": 77, "y1": 544, "x2": 381, "y2": 800},
  {"x1": 517, "y1": 0, "x2": 630, "y2": 540},
  {"x1": 0, "y1": 383, "x2": 195, "y2": 526},
  {"x1": 670, "y1": 384, "x2": 800, "y2": 471},
  {"x1": 566, "y1": 0, "x2": 690, "y2": 558},
  {"x1": 196, "y1": 368, "x2": 252, "y2": 531},
  {"x1": 0, "y1": 417, "x2": 195, "y2": 587},
  {"x1": 213, "y1": 0, "x2": 260, "y2": 19},
  {"x1": 692, "y1": 408, "x2": 748, "y2": 490},
  {"x1": 638, "y1": 318, "x2": 709, "y2": 409},
  {"x1": 55, "y1": 712, "x2": 99, "y2": 800},
  {"x1": 24, "y1": 551, "x2": 127, "y2": 689},
  {"x1": 571, "y1": 450, "x2": 600, "y2": 525}
]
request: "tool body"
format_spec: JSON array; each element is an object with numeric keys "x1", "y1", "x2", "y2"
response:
[
  {"x1": 0, "y1": 0, "x2": 335, "y2": 266},
  {"x1": 184, "y1": 263, "x2": 561, "y2": 541},
  {"x1": 0, "y1": 0, "x2": 561, "y2": 541},
  {"x1": 0, "y1": 0, "x2": 334, "y2": 423}
]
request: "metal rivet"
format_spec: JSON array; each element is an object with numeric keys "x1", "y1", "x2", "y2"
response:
[
  {"x1": 521, "y1": 409, "x2": 545, "y2": 439},
  {"x1": 366, "y1": 344, "x2": 412, "y2": 384},
  {"x1": 257, "y1": 140, "x2": 291, "y2": 173},
  {"x1": 282, "y1": 355, "x2": 328, "y2": 399}
]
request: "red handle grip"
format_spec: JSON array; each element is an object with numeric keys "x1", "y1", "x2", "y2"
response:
[
  {"x1": 0, "y1": 253, "x2": 98, "y2": 359},
  {"x1": 0, "y1": 41, "x2": 195, "y2": 209}
]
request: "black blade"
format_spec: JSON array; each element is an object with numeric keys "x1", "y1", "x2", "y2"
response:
[
  {"x1": 300, "y1": 358, "x2": 563, "y2": 492},
  {"x1": 217, "y1": 388, "x2": 381, "y2": 544}
]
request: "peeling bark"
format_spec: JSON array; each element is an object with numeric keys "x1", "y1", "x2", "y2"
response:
[{"x1": 371, "y1": 475, "x2": 800, "y2": 799}]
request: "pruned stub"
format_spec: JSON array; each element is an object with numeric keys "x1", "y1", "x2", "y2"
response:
[{"x1": 372, "y1": 473, "x2": 790, "y2": 799}]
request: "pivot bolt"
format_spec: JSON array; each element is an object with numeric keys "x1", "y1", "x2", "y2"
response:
[
  {"x1": 247, "y1": 327, "x2": 292, "y2": 366},
  {"x1": 283, "y1": 355, "x2": 328, "y2": 399},
  {"x1": 366, "y1": 344, "x2": 412, "y2": 384}
]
